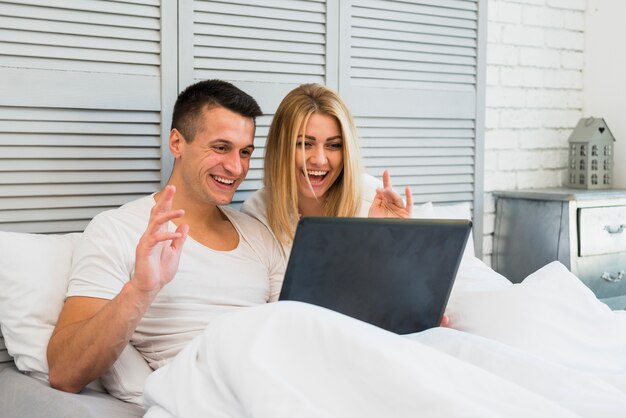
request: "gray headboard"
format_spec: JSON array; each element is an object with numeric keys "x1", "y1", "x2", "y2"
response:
[{"x1": 0, "y1": 329, "x2": 13, "y2": 371}]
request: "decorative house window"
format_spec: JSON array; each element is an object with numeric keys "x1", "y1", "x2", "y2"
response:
[
  {"x1": 591, "y1": 160, "x2": 598, "y2": 171},
  {"x1": 591, "y1": 174, "x2": 598, "y2": 185},
  {"x1": 592, "y1": 145, "x2": 598, "y2": 156},
  {"x1": 580, "y1": 174, "x2": 585, "y2": 185},
  {"x1": 604, "y1": 174, "x2": 610, "y2": 185},
  {"x1": 580, "y1": 145, "x2": 586, "y2": 156},
  {"x1": 570, "y1": 173, "x2": 576, "y2": 184},
  {"x1": 570, "y1": 159, "x2": 576, "y2": 169},
  {"x1": 579, "y1": 159, "x2": 585, "y2": 170},
  {"x1": 604, "y1": 145, "x2": 612, "y2": 156},
  {"x1": 604, "y1": 160, "x2": 611, "y2": 170}
]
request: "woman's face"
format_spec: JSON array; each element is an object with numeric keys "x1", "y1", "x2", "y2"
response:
[{"x1": 294, "y1": 112, "x2": 344, "y2": 202}]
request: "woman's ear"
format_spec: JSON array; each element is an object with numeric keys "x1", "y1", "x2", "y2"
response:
[{"x1": 169, "y1": 129, "x2": 183, "y2": 158}]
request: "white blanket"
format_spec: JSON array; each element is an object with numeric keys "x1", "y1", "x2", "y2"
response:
[{"x1": 144, "y1": 260, "x2": 626, "y2": 417}]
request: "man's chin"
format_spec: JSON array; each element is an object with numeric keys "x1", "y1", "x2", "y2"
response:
[
  {"x1": 203, "y1": 189, "x2": 236, "y2": 206},
  {"x1": 213, "y1": 195, "x2": 235, "y2": 206}
]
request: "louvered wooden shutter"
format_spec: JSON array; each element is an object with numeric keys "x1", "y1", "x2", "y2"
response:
[
  {"x1": 342, "y1": 0, "x2": 485, "y2": 253},
  {"x1": 344, "y1": 0, "x2": 482, "y2": 202},
  {"x1": 0, "y1": 0, "x2": 170, "y2": 233},
  {"x1": 181, "y1": 0, "x2": 330, "y2": 207}
]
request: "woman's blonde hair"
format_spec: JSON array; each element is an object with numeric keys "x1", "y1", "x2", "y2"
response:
[{"x1": 264, "y1": 83, "x2": 363, "y2": 244}]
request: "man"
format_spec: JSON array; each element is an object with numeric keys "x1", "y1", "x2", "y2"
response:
[{"x1": 47, "y1": 79, "x2": 284, "y2": 393}]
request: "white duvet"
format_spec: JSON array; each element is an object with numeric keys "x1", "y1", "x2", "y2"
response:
[{"x1": 144, "y1": 259, "x2": 626, "y2": 417}]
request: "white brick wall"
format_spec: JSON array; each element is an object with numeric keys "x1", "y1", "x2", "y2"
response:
[{"x1": 483, "y1": 0, "x2": 586, "y2": 266}]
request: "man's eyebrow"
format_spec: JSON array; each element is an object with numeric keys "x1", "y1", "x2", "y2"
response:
[
  {"x1": 208, "y1": 139, "x2": 232, "y2": 145},
  {"x1": 208, "y1": 139, "x2": 254, "y2": 150}
]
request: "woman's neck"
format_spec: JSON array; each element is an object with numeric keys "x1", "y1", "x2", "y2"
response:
[{"x1": 298, "y1": 195, "x2": 325, "y2": 217}]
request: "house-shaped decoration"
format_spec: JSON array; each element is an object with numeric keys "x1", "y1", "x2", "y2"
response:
[{"x1": 567, "y1": 117, "x2": 615, "y2": 189}]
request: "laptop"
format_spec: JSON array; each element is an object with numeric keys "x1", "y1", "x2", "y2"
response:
[{"x1": 279, "y1": 217, "x2": 472, "y2": 334}]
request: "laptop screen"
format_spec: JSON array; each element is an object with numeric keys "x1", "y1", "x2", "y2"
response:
[{"x1": 279, "y1": 217, "x2": 471, "y2": 334}]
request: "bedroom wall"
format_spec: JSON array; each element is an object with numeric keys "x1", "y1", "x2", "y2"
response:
[
  {"x1": 582, "y1": 0, "x2": 626, "y2": 188},
  {"x1": 481, "y1": 0, "x2": 586, "y2": 265}
]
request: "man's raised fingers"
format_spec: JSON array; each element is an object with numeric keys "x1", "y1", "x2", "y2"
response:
[
  {"x1": 170, "y1": 224, "x2": 189, "y2": 252},
  {"x1": 146, "y1": 208, "x2": 185, "y2": 234},
  {"x1": 152, "y1": 185, "x2": 176, "y2": 214}
]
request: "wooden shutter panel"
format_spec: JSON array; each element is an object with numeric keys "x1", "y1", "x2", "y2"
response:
[
  {"x1": 345, "y1": 0, "x2": 482, "y2": 204},
  {"x1": 342, "y1": 0, "x2": 486, "y2": 254},
  {"x1": 182, "y1": 0, "x2": 329, "y2": 207},
  {"x1": 0, "y1": 0, "x2": 167, "y2": 233}
]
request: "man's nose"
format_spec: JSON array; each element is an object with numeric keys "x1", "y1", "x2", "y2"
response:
[{"x1": 223, "y1": 151, "x2": 242, "y2": 176}]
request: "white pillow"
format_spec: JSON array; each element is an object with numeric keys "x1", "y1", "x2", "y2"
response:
[
  {"x1": 101, "y1": 343, "x2": 153, "y2": 405},
  {"x1": 412, "y1": 201, "x2": 435, "y2": 219},
  {"x1": 0, "y1": 231, "x2": 80, "y2": 380},
  {"x1": 448, "y1": 261, "x2": 626, "y2": 374},
  {"x1": 0, "y1": 230, "x2": 151, "y2": 404},
  {"x1": 432, "y1": 202, "x2": 476, "y2": 260}
]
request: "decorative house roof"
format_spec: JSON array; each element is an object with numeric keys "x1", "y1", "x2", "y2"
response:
[{"x1": 568, "y1": 117, "x2": 616, "y2": 144}]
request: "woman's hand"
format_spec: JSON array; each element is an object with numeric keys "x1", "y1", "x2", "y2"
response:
[{"x1": 368, "y1": 170, "x2": 413, "y2": 219}]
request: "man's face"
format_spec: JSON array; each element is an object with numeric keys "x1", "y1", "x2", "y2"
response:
[{"x1": 175, "y1": 106, "x2": 255, "y2": 206}]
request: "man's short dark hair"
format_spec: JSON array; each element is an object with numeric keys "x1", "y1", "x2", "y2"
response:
[{"x1": 171, "y1": 79, "x2": 263, "y2": 142}]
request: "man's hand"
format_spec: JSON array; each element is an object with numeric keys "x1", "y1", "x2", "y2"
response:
[
  {"x1": 131, "y1": 185, "x2": 189, "y2": 297},
  {"x1": 368, "y1": 170, "x2": 413, "y2": 219}
]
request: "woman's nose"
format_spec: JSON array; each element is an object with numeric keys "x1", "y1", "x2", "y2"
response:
[{"x1": 308, "y1": 146, "x2": 327, "y2": 166}]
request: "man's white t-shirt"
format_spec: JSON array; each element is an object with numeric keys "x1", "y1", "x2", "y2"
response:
[{"x1": 66, "y1": 195, "x2": 285, "y2": 369}]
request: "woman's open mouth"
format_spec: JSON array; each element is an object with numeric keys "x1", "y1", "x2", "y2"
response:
[{"x1": 303, "y1": 170, "x2": 328, "y2": 186}]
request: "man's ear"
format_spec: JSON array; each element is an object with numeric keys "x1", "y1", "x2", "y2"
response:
[{"x1": 169, "y1": 129, "x2": 183, "y2": 158}]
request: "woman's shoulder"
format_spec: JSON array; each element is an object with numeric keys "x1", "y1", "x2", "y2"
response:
[
  {"x1": 360, "y1": 173, "x2": 382, "y2": 202},
  {"x1": 240, "y1": 187, "x2": 270, "y2": 226},
  {"x1": 361, "y1": 173, "x2": 382, "y2": 193}
]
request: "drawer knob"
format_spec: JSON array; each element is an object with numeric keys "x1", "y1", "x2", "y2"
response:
[
  {"x1": 604, "y1": 224, "x2": 626, "y2": 234},
  {"x1": 601, "y1": 271, "x2": 625, "y2": 282}
]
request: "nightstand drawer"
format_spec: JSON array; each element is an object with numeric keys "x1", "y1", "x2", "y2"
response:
[
  {"x1": 579, "y1": 206, "x2": 626, "y2": 256},
  {"x1": 576, "y1": 253, "x2": 626, "y2": 299}
]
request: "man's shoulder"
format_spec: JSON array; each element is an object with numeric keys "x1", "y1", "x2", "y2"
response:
[
  {"x1": 222, "y1": 205, "x2": 280, "y2": 249},
  {"x1": 222, "y1": 205, "x2": 284, "y2": 267},
  {"x1": 221, "y1": 205, "x2": 269, "y2": 234},
  {"x1": 86, "y1": 195, "x2": 153, "y2": 235}
]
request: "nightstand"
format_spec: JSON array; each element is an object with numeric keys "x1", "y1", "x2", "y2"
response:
[{"x1": 492, "y1": 188, "x2": 626, "y2": 310}]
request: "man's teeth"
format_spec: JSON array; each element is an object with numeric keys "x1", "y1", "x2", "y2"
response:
[
  {"x1": 213, "y1": 176, "x2": 235, "y2": 185},
  {"x1": 307, "y1": 170, "x2": 328, "y2": 176}
]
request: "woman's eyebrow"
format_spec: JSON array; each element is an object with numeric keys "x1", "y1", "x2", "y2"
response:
[{"x1": 297, "y1": 135, "x2": 343, "y2": 141}]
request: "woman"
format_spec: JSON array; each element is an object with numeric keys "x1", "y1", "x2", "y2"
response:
[{"x1": 241, "y1": 83, "x2": 415, "y2": 259}]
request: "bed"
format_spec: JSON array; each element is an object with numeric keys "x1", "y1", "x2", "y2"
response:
[{"x1": 1, "y1": 203, "x2": 625, "y2": 417}]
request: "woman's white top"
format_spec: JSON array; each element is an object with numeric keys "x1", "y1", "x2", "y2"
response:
[{"x1": 240, "y1": 173, "x2": 423, "y2": 262}]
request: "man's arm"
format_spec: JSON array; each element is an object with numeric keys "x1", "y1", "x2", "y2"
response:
[{"x1": 47, "y1": 185, "x2": 188, "y2": 393}]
